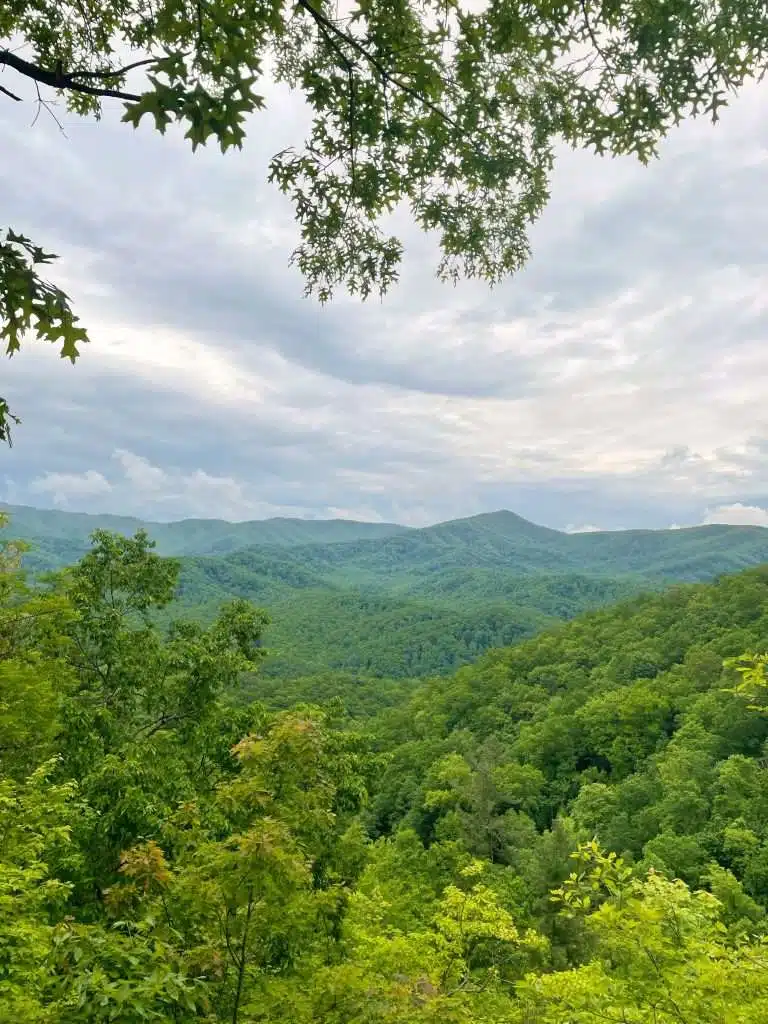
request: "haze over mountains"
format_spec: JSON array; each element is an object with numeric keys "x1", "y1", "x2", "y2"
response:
[{"x1": 6, "y1": 502, "x2": 768, "y2": 678}]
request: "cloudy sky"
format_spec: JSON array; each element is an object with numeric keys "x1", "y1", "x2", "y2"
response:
[{"x1": 3, "y1": 62, "x2": 768, "y2": 531}]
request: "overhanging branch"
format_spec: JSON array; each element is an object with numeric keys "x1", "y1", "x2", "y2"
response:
[{"x1": 0, "y1": 49, "x2": 142, "y2": 102}]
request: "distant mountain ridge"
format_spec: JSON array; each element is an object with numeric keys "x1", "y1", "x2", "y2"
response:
[
  {"x1": 193, "y1": 511, "x2": 768, "y2": 585},
  {"x1": 6, "y1": 501, "x2": 768, "y2": 589},
  {"x1": 0, "y1": 503, "x2": 409, "y2": 564},
  {"x1": 5, "y1": 502, "x2": 768, "y2": 678}
]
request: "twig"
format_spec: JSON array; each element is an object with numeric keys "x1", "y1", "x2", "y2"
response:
[
  {"x1": 31, "y1": 80, "x2": 42, "y2": 126},
  {"x1": 295, "y1": 0, "x2": 461, "y2": 131},
  {"x1": 346, "y1": 62, "x2": 357, "y2": 202},
  {"x1": 68, "y1": 57, "x2": 159, "y2": 80},
  {"x1": 31, "y1": 79, "x2": 67, "y2": 135},
  {"x1": 297, "y1": 1, "x2": 359, "y2": 201},
  {"x1": 579, "y1": 0, "x2": 621, "y2": 91}
]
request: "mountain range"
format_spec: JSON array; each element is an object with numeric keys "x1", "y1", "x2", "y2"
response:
[
  {"x1": 5, "y1": 502, "x2": 768, "y2": 678},
  {"x1": 0, "y1": 502, "x2": 407, "y2": 564}
]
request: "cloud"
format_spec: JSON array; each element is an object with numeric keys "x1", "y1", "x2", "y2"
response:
[
  {"x1": 564, "y1": 524, "x2": 604, "y2": 534},
  {"x1": 28, "y1": 450, "x2": 333, "y2": 522},
  {"x1": 3, "y1": 75, "x2": 768, "y2": 529},
  {"x1": 114, "y1": 451, "x2": 168, "y2": 494},
  {"x1": 701, "y1": 503, "x2": 768, "y2": 528},
  {"x1": 31, "y1": 470, "x2": 112, "y2": 507}
]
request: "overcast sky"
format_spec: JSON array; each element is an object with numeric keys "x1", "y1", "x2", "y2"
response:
[{"x1": 3, "y1": 68, "x2": 768, "y2": 531}]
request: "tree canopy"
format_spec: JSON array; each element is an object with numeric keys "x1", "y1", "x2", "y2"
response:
[
  {"x1": 5, "y1": 516, "x2": 768, "y2": 1018},
  {"x1": 3, "y1": 0, "x2": 767, "y2": 439}
]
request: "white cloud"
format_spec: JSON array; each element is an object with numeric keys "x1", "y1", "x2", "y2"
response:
[
  {"x1": 701, "y1": 503, "x2": 768, "y2": 528},
  {"x1": 113, "y1": 450, "x2": 168, "y2": 493},
  {"x1": 30, "y1": 470, "x2": 112, "y2": 507},
  {"x1": 109, "y1": 453, "x2": 266, "y2": 520},
  {"x1": 565, "y1": 524, "x2": 604, "y2": 534},
  {"x1": 30, "y1": 450, "x2": 398, "y2": 523}
]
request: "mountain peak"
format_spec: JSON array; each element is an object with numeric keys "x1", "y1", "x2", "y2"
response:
[{"x1": 432, "y1": 509, "x2": 564, "y2": 538}]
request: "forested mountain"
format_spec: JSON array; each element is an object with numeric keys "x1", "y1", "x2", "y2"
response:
[
  {"x1": 4, "y1": 518, "x2": 768, "y2": 1021},
  {"x1": 363, "y1": 565, "x2": 768, "y2": 862},
  {"x1": 9, "y1": 503, "x2": 768, "y2": 677},
  {"x1": 166, "y1": 510, "x2": 768, "y2": 591},
  {"x1": 11, "y1": 504, "x2": 768, "y2": 582},
  {"x1": 0, "y1": 502, "x2": 407, "y2": 565}
]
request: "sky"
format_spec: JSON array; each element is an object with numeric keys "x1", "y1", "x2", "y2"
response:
[{"x1": 3, "y1": 60, "x2": 768, "y2": 532}]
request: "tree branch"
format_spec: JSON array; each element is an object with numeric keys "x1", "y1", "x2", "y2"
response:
[
  {"x1": 579, "y1": 0, "x2": 621, "y2": 91},
  {"x1": 297, "y1": 2, "x2": 358, "y2": 198},
  {"x1": 32, "y1": 79, "x2": 67, "y2": 134},
  {"x1": 0, "y1": 49, "x2": 142, "y2": 102},
  {"x1": 68, "y1": 57, "x2": 159, "y2": 80},
  {"x1": 232, "y1": 890, "x2": 254, "y2": 1024},
  {"x1": 132, "y1": 711, "x2": 192, "y2": 741},
  {"x1": 0, "y1": 82, "x2": 21, "y2": 101}
]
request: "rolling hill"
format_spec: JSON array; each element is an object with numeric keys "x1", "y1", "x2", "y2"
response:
[
  {"x1": 0, "y1": 502, "x2": 407, "y2": 569},
  {"x1": 6, "y1": 503, "x2": 768, "y2": 677}
]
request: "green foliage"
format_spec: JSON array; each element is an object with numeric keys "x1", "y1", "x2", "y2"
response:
[
  {"x1": 55, "y1": 531, "x2": 268, "y2": 768},
  {"x1": 725, "y1": 651, "x2": 768, "y2": 711},
  {"x1": 251, "y1": 590, "x2": 554, "y2": 679},
  {"x1": 5, "y1": 517, "x2": 768, "y2": 1016},
  {"x1": 422, "y1": 742, "x2": 545, "y2": 863},
  {"x1": 520, "y1": 864, "x2": 768, "y2": 1023},
  {"x1": 0, "y1": 513, "x2": 73, "y2": 779},
  {"x1": 0, "y1": 761, "x2": 75, "y2": 1021},
  {"x1": 5, "y1": 0, "x2": 765, "y2": 293},
  {"x1": 0, "y1": 231, "x2": 87, "y2": 443},
  {"x1": 363, "y1": 564, "x2": 768, "y2": 951},
  {"x1": 550, "y1": 841, "x2": 634, "y2": 915}
]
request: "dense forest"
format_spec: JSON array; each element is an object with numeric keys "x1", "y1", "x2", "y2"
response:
[
  {"x1": 4, "y1": 511, "x2": 768, "y2": 1020},
  {"x1": 9, "y1": 502, "x2": 768, "y2": 678}
]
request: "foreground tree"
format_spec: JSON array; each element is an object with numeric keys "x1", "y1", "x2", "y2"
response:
[
  {"x1": 3, "y1": 0, "x2": 768, "y2": 439},
  {"x1": 521, "y1": 842, "x2": 768, "y2": 1023}
]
